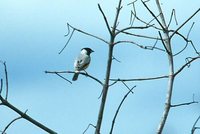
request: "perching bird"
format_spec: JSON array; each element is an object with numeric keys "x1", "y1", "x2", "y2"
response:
[{"x1": 72, "y1": 47, "x2": 94, "y2": 81}]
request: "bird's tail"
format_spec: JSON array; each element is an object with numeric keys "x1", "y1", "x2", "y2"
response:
[{"x1": 72, "y1": 73, "x2": 79, "y2": 81}]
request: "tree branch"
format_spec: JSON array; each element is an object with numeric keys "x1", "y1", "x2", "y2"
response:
[
  {"x1": 59, "y1": 27, "x2": 75, "y2": 54},
  {"x1": 115, "y1": 25, "x2": 152, "y2": 35},
  {"x1": 59, "y1": 23, "x2": 109, "y2": 54},
  {"x1": 0, "y1": 79, "x2": 3, "y2": 95},
  {"x1": 83, "y1": 123, "x2": 96, "y2": 134},
  {"x1": 141, "y1": 1, "x2": 165, "y2": 30},
  {"x1": 110, "y1": 75, "x2": 169, "y2": 82},
  {"x1": 155, "y1": 1, "x2": 175, "y2": 133},
  {"x1": 191, "y1": 115, "x2": 200, "y2": 134},
  {"x1": 109, "y1": 85, "x2": 135, "y2": 134},
  {"x1": 174, "y1": 56, "x2": 200, "y2": 77},
  {"x1": 116, "y1": 29, "x2": 160, "y2": 40},
  {"x1": 109, "y1": 55, "x2": 200, "y2": 83},
  {"x1": 114, "y1": 40, "x2": 165, "y2": 52},
  {"x1": 167, "y1": 9, "x2": 178, "y2": 28},
  {"x1": 171, "y1": 94, "x2": 198, "y2": 107},
  {"x1": 2, "y1": 116, "x2": 23, "y2": 134},
  {"x1": 170, "y1": 8, "x2": 200, "y2": 39},
  {"x1": 95, "y1": 0, "x2": 123, "y2": 133},
  {"x1": 2, "y1": 62, "x2": 9, "y2": 100},
  {"x1": 98, "y1": 4, "x2": 112, "y2": 35},
  {"x1": 0, "y1": 96, "x2": 57, "y2": 134},
  {"x1": 45, "y1": 70, "x2": 103, "y2": 86},
  {"x1": 121, "y1": 81, "x2": 135, "y2": 94}
]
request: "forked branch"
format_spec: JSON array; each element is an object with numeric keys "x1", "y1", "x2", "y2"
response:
[
  {"x1": 59, "y1": 23, "x2": 109, "y2": 54},
  {"x1": 45, "y1": 70, "x2": 103, "y2": 86},
  {"x1": 0, "y1": 62, "x2": 57, "y2": 134}
]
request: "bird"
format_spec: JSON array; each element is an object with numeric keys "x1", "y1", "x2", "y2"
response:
[{"x1": 72, "y1": 47, "x2": 94, "y2": 81}]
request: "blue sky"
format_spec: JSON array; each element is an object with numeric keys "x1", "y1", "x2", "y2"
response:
[{"x1": 0, "y1": 0, "x2": 200, "y2": 134}]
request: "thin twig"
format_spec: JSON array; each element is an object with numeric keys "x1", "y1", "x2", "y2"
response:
[
  {"x1": 3, "y1": 62, "x2": 8, "y2": 100},
  {"x1": 173, "y1": 22, "x2": 195, "y2": 56},
  {"x1": 171, "y1": 98, "x2": 198, "y2": 107},
  {"x1": 0, "y1": 79, "x2": 3, "y2": 95},
  {"x1": 170, "y1": 8, "x2": 200, "y2": 39},
  {"x1": 55, "y1": 72, "x2": 72, "y2": 84},
  {"x1": 58, "y1": 23, "x2": 75, "y2": 54},
  {"x1": 45, "y1": 70, "x2": 103, "y2": 86},
  {"x1": 2, "y1": 116, "x2": 23, "y2": 134},
  {"x1": 141, "y1": 1, "x2": 166, "y2": 30},
  {"x1": 114, "y1": 40, "x2": 165, "y2": 52},
  {"x1": 83, "y1": 123, "x2": 96, "y2": 134},
  {"x1": 109, "y1": 55, "x2": 200, "y2": 82},
  {"x1": 128, "y1": 0, "x2": 137, "y2": 25},
  {"x1": 109, "y1": 85, "x2": 135, "y2": 134},
  {"x1": 167, "y1": 9, "x2": 178, "y2": 28},
  {"x1": 121, "y1": 81, "x2": 135, "y2": 94},
  {"x1": 174, "y1": 56, "x2": 200, "y2": 77},
  {"x1": 112, "y1": 56, "x2": 121, "y2": 63},
  {"x1": 110, "y1": 75, "x2": 169, "y2": 82},
  {"x1": 98, "y1": 4, "x2": 112, "y2": 35},
  {"x1": 115, "y1": 25, "x2": 152, "y2": 35},
  {"x1": 59, "y1": 23, "x2": 109, "y2": 54},
  {"x1": 109, "y1": 80, "x2": 119, "y2": 87},
  {"x1": 169, "y1": 27, "x2": 200, "y2": 56},
  {"x1": 116, "y1": 29, "x2": 160, "y2": 40},
  {"x1": 0, "y1": 97, "x2": 57, "y2": 134},
  {"x1": 191, "y1": 115, "x2": 200, "y2": 134}
]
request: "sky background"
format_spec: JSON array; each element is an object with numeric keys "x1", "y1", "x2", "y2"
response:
[{"x1": 0, "y1": 0, "x2": 200, "y2": 134}]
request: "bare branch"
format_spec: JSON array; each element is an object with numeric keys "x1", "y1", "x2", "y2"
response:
[
  {"x1": 95, "y1": 0, "x2": 123, "y2": 133},
  {"x1": 109, "y1": 80, "x2": 119, "y2": 87},
  {"x1": 2, "y1": 62, "x2": 9, "y2": 100},
  {"x1": 114, "y1": 40, "x2": 165, "y2": 52},
  {"x1": 128, "y1": 1, "x2": 162, "y2": 30},
  {"x1": 112, "y1": 55, "x2": 121, "y2": 63},
  {"x1": 167, "y1": 9, "x2": 178, "y2": 28},
  {"x1": 55, "y1": 72, "x2": 72, "y2": 84},
  {"x1": 115, "y1": 25, "x2": 152, "y2": 35},
  {"x1": 172, "y1": 22, "x2": 198, "y2": 56},
  {"x1": 170, "y1": 8, "x2": 200, "y2": 39},
  {"x1": 109, "y1": 55, "x2": 200, "y2": 83},
  {"x1": 191, "y1": 115, "x2": 200, "y2": 134},
  {"x1": 45, "y1": 70, "x2": 103, "y2": 86},
  {"x1": 141, "y1": 1, "x2": 165, "y2": 30},
  {"x1": 116, "y1": 29, "x2": 160, "y2": 40},
  {"x1": 0, "y1": 79, "x2": 3, "y2": 95},
  {"x1": 0, "y1": 97, "x2": 57, "y2": 134},
  {"x1": 98, "y1": 4, "x2": 112, "y2": 35},
  {"x1": 121, "y1": 81, "x2": 135, "y2": 94},
  {"x1": 2, "y1": 116, "x2": 23, "y2": 134},
  {"x1": 59, "y1": 23, "x2": 109, "y2": 54},
  {"x1": 109, "y1": 85, "x2": 135, "y2": 134},
  {"x1": 59, "y1": 24, "x2": 75, "y2": 54},
  {"x1": 171, "y1": 101, "x2": 198, "y2": 107},
  {"x1": 110, "y1": 75, "x2": 169, "y2": 82},
  {"x1": 128, "y1": 0, "x2": 137, "y2": 25},
  {"x1": 174, "y1": 56, "x2": 200, "y2": 77},
  {"x1": 83, "y1": 123, "x2": 96, "y2": 134}
]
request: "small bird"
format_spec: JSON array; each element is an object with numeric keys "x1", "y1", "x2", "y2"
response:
[{"x1": 72, "y1": 47, "x2": 94, "y2": 81}]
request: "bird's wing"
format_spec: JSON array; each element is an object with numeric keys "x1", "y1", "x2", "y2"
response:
[{"x1": 74, "y1": 54, "x2": 90, "y2": 71}]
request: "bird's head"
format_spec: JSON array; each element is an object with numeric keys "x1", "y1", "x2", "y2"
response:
[{"x1": 81, "y1": 47, "x2": 94, "y2": 55}]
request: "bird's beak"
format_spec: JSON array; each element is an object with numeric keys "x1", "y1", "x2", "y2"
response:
[{"x1": 91, "y1": 49, "x2": 94, "y2": 53}]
